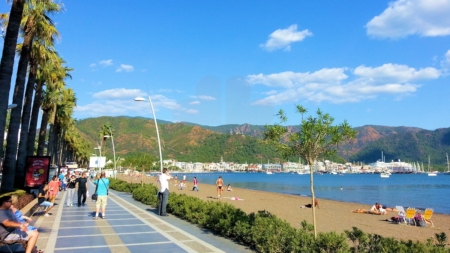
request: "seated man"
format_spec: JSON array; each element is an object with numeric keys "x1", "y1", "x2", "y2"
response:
[{"x1": 0, "y1": 196, "x2": 39, "y2": 253}]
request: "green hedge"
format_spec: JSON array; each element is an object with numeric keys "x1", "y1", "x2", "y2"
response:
[{"x1": 109, "y1": 179, "x2": 449, "y2": 253}]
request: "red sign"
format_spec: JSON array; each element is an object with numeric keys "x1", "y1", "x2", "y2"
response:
[{"x1": 24, "y1": 156, "x2": 50, "y2": 188}]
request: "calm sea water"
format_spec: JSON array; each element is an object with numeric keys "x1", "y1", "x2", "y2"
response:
[{"x1": 175, "y1": 172, "x2": 450, "y2": 214}]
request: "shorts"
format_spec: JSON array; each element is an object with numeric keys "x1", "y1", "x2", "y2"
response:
[
  {"x1": 40, "y1": 201, "x2": 54, "y2": 207},
  {"x1": 96, "y1": 196, "x2": 108, "y2": 207},
  {"x1": 4, "y1": 229, "x2": 30, "y2": 242},
  {"x1": 218, "y1": 186, "x2": 222, "y2": 190}
]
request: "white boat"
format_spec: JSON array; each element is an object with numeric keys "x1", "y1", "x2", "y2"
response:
[
  {"x1": 266, "y1": 171, "x2": 273, "y2": 175},
  {"x1": 427, "y1": 155, "x2": 437, "y2": 176},
  {"x1": 380, "y1": 172, "x2": 390, "y2": 178},
  {"x1": 444, "y1": 153, "x2": 450, "y2": 175}
]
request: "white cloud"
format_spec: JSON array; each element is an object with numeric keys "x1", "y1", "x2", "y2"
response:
[
  {"x1": 354, "y1": 64, "x2": 440, "y2": 82},
  {"x1": 116, "y1": 64, "x2": 134, "y2": 72},
  {"x1": 366, "y1": 0, "x2": 450, "y2": 38},
  {"x1": 191, "y1": 95, "x2": 216, "y2": 101},
  {"x1": 93, "y1": 88, "x2": 142, "y2": 99},
  {"x1": 190, "y1": 101, "x2": 200, "y2": 105},
  {"x1": 441, "y1": 49, "x2": 450, "y2": 72},
  {"x1": 260, "y1": 24, "x2": 312, "y2": 51},
  {"x1": 247, "y1": 68, "x2": 348, "y2": 88},
  {"x1": 89, "y1": 63, "x2": 96, "y2": 68},
  {"x1": 248, "y1": 63, "x2": 439, "y2": 105},
  {"x1": 99, "y1": 59, "x2": 113, "y2": 67},
  {"x1": 76, "y1": 91, "x2": 197, "y2": 117}
]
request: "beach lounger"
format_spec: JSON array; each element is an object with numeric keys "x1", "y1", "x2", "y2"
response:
[
  {"x1": 405, "y1": 208, "x2": 416, "y2": 226},
  {"x1": 422, "y1": 208, "x2": 434, "y2": 227}
]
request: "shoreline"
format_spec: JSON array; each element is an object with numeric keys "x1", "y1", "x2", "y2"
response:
[{"x1": 121, "y1": 175, "x2": 450, "y2": 242}]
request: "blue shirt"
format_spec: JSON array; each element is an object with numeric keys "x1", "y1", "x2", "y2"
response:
[{"x1": 94, "y1": 178, "x2": 110, "y2": 196}]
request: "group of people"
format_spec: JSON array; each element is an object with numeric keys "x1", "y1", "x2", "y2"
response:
[
  {"x1": 157, "y1": 172, "x2": 234, "y2": 216},
  {"x1": 0, "y1": 196, "x2": 40, "y2": 253},
  {"x1": 352, "y1": 203, "x2": 397, "y2": 215}
]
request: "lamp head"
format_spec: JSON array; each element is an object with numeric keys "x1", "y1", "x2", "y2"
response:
[
  {"x1": 7, "y1": 104, "x2": 17, "y2": 109},
  {"x1": 134, "y1": 97, "x2": 145, "y2": 101}
]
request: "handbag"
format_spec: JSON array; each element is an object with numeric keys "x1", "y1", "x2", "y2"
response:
[{"x1": 91, "y1": 182, "x2": 99, "y2": 201}]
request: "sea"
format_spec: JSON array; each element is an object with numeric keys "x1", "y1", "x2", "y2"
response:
[{"x1": 174, "y1": 172, "x2": 450, "y2": 214}]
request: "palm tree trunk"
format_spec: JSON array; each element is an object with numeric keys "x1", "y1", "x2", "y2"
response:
[
  {"x1": 1, "y1": 31, "x2": 33, "y2": 193},
  {"x1": 309, "y1": 161, "x2": 317, "y2": 238},
  {"x1": 37, "y1": 110, "x2": 50, "y2": 156},
  {"x1": 0, "y1": 0, "x2": 25, "y2": 173},
  {"x1": 27, "y1": 81, "x2": 44, "y2": 156},
  {"x1": 15, "y1": 63, "x2": 37, "y2": 188}
]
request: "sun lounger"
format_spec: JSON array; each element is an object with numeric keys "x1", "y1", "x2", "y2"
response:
[
  {"x1": 422, "y1": 208, "x2": 434, "y2": 227},
  {"x1": 405, "y1": 207, "x2": 416, "y2": 226}
]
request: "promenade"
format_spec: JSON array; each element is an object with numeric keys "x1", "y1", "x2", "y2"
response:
[{"x1": 27, "y1": 181, "x2": 253, "y2": 253}]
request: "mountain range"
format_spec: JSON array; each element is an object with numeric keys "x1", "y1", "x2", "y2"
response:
[{"x1": 75, "y1": 117, "x2": 450, "y2": 171}]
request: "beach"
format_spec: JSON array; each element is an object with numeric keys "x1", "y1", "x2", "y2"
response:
[{"x1": 122, "y1": 175, "x2": 450, "y2": 242}]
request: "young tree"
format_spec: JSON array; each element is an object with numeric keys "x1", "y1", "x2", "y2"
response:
[{"x1": 264, "y1": 106, "x2": 357, "y2": 238}]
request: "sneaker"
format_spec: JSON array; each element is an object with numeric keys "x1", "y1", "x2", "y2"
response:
[
  {"x1": 101, "y1": 216, "x2": 105, "y2": 219},
  {"x1": 66, "y1": 204, "x2": 70, "y2": 207},
  {"x1": 70, "y1": 204, "x2": 73, "y2": 206},
  {"x1": 44, "y1": 214, "x2": 50, "y2": 217},
  {"x1": 93, "y1": 216, "x2": 98, "y2": 220}
]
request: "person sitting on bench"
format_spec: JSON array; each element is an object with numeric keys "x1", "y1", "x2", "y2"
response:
[
  {"x1": 0, "y1": 196, "x2": 39, "y2": 253},
  {"x1": 38, "y1": 183, "x2": 54, "y2": 216}
]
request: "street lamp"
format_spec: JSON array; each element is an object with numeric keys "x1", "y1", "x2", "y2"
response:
[
  {"x1": 104, "y1": 131, "x2": 116, "y2": 179},
  {"x1": 94, "y1": 146, "x2": 102, "y2": 172},
  {"x1": 134, "y1": 96, "x2": 163, "y2": 173},
  {"x1": 7, "y1": 104, "x2": 17, "y2": 109}
]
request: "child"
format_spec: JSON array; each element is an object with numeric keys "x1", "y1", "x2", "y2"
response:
[{"x1": 10, "y1": 195, "x2": 36, "y2": 230}]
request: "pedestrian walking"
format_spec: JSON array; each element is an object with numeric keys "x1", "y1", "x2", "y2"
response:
[
  {"x1": 66, "y1": 175, "x2": 77, "y2": 206},
  {"x1": 75, "y1": 172, "x2": 88, "y2": 207},
  {"x1": 93, "y1": 171, "x2": 110, "y2": 219},
  {"x1": 216, "y1": 175, "x2": 224, "y2": 199},
  {"x1": 157, "y1": 168, "x2": 172, "y2": 216},
  {"x1": 192, "y1": 177, "x2": 199, "y2": 191}
]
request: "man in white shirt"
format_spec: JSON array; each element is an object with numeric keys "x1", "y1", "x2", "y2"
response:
[{"x1": 158, "y1": 168, "x2": 172, "y2": 216}]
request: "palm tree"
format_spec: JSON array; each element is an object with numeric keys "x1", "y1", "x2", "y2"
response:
[
  {"x1": 2, "y1": 0, "x2": 61, "y2": 192},
  {"x1": 0, "y1": 0, "x2": 25, "y2": 176},
  {"x1": 26, "y1": 53, "x2": 65, "y2": 156},
  {"x1": 15, "y1": 7, "x2": 60, "y2": 188}
]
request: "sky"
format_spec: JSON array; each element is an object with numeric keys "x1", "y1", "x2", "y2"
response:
[{"x1": 3, "y1": 0, "x2": 450, "y2": 130}]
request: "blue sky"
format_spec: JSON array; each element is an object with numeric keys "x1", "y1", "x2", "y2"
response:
[{"x1": 3, "y1": 0, "x2": 450, "y2": 130}]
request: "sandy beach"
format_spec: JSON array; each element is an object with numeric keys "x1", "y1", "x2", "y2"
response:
[{"x1": 121, "y1": 175, "x2": 450, "y2": 243}]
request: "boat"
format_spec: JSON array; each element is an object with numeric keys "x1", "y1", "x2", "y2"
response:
[
  {"x1": 380, "y1": 172, "x2": 390, "y2": 178},
  {"x1": 427, "y1": 156, "x2": 437, "y2": 176},
  {"x1": 266, "y1": 171, "x2": 273, "y2": 175},
  {"x1": 444, "y1": 153, "x2": 450, "y2": 175}
]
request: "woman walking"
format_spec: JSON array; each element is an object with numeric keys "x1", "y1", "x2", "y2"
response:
[
  {"x1": 66, "y1": 174, "x2": 77, "y2": 206},
  {"x1": 48, "y1": 175, "x2": 60, "y2": 204}
]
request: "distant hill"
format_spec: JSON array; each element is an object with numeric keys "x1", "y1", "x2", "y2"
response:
[
  {"x1": 75, "y1": 117, "x2": 450, "y2": 170},
  {"x1": 75, "y1": 117, "x2": 279, "y2": 164}
]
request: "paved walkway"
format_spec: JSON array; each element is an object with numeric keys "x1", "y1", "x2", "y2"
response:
[{"x1": 31, "y1": 181, "x2": 253, "y2": 253}]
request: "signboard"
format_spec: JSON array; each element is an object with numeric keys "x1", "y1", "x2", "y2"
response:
[
  {"x1": 24, "y1": 156, "x2": 51, "y2": 188},
  {"x1": 89, "y1": 156, "x2": 106, "y2": 169}
]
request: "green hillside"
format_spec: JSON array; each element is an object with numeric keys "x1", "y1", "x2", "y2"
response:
[
  {"x1": 75, "y1": 117, "x2": 280, "y2": 164},
  {"x1": 76, "y1": 117, "x2": 450, "y2": 171}
]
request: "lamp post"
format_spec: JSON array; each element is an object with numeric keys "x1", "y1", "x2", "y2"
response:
[
  {"x1": 94, "y1": 146, "x2": 102, "y2": 172},
  {"x1": 134, "y1": 96, "x2": 163, "y2": 173},
  {"x1": 104, "y1": 130, "x2": 116, "y2": 179}
]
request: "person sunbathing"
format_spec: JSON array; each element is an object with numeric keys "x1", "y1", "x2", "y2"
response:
[
  {"x1": 352, "y1": 208, "x2": 382, "y2": 215},
  {"x1": 300, "y1": 199, "x2": 319, "y2": 209}
]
